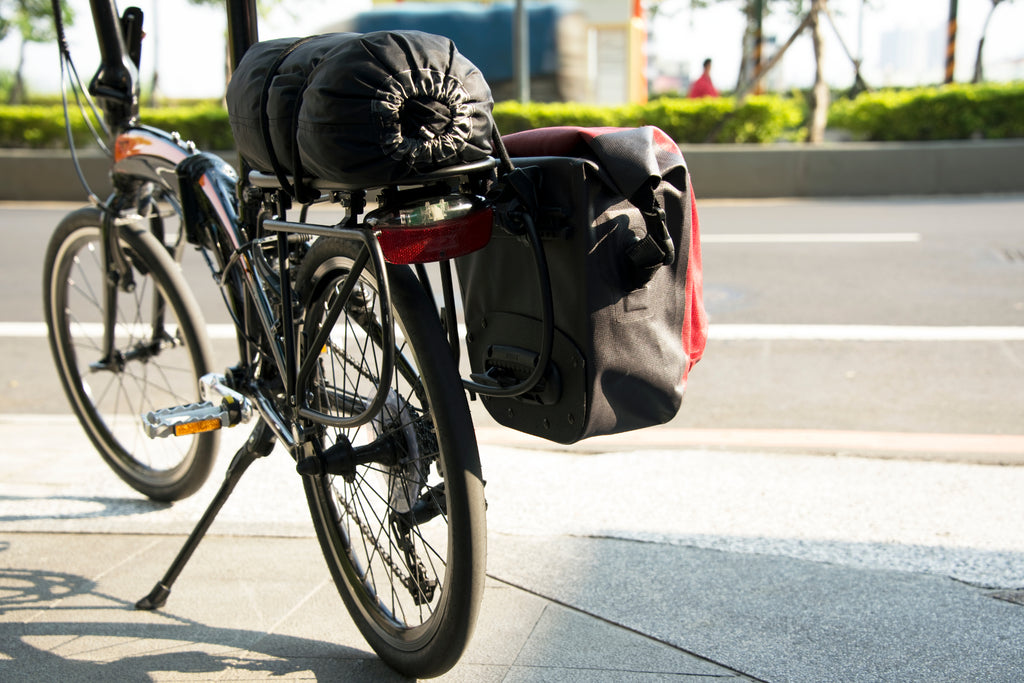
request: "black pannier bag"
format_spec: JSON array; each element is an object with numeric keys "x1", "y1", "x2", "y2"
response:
[
  {"x1": 456, "y1": 126, "x2": 708, "y2": 444},
  {"x1": 226, "y1": 31, "x2": 494, "y2": 190}
]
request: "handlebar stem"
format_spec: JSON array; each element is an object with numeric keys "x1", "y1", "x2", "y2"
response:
[
  {"x1": 86, "y1": 0, "x2": 258, "y2": 136},
  {"x1": 87, "y1": 1, "x2": 139, "y2": 135}
]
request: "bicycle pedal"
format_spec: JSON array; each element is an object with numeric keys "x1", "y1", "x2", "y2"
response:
[{"x1": 142, "y1": 402, "x2": 230, "y2": 438}]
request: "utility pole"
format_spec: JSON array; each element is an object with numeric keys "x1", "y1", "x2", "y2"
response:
[
  {"x1": 753, "y1": 0, "x2": 765, "y2": 94},
  {"x1": 945, "y1": 0, "x2": 958, "y2": 84},
  {"x1": 514, "y1": 0, "x2": 530, "y2": 102}
]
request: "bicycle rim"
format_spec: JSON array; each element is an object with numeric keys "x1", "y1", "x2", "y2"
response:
[
  {"x1": 298, "y1": 237, "x2": 485, "y2": 678},
  {"x1": 44, "y1": 208, "x2": 217, "y2": 501}
]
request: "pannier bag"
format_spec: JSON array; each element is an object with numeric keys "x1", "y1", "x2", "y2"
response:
[
  {"x1": 226, "y1": 31, "x2": 494, "y2": 190},
  {"x1": 456, "y1": 126, "x2": 708, "y2": 444}
]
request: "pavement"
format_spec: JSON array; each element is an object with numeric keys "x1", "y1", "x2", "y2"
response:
[{"x1": 1, "y1": 415, "x2": 1023, "y2": 681}]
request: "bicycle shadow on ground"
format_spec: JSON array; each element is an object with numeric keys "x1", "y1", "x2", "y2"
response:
[{"x1": 0, "y1": 565, "x2": 410, "y2": 681}]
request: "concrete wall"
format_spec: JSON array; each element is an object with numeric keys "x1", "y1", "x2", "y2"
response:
[
  {"x1": 1, "y1": 140, "x2": 1022, "y2": 202},
  {"x1": 680, "y1": 140, "x2": 1024, "y2": 199}
]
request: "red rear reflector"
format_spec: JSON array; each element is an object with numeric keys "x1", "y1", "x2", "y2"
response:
[{"x1": 375, "y1": 207, "x2": 493, "y2": 264}]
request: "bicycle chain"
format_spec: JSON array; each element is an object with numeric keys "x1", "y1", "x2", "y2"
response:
[
  {"x1": 320, "y1": 290, "x2": 439, "y2": 607},
  {"x1": 335, "y1": 487, "x2": 436, "y2": 606},
  {"x1": 326, "y1": 338, "x2": 377, "y2": 387}
]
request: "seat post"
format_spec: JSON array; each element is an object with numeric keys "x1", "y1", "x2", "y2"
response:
[{"x1": 225, "y1": 0, "x2": 259, "y2": 73}]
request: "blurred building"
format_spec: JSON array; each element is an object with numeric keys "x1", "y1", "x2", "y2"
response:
[
  {"x1": 879, "y1": 26, "x2": 946, "y2": 85},
  {"x1": 582, "y1": 0, "x2": 646, "y2": 103},
  {"x1": 328, "y1": 1, "x2": 646, "y2": 104}
]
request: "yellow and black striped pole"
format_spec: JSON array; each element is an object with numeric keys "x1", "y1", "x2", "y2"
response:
[
  {"x1": 945, "y1": 0, "x2": 958, "y2": 84},
  {"x1": 752, "y1": 0, "x2": 765, "y2": 94}
]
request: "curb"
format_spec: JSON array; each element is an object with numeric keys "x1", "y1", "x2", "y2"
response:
[{"x1": 681, "y1": 138, "x2": 1024, "y2": 198}]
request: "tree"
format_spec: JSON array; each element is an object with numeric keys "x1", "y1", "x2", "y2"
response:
[
  {"x1": 185, "y1": 0, "x2": 284, "y2": 12},
  {"x1": 733, "y1": 0, "x2": 808, "y2": 92},
  {"x1": 0, "y1": 0, "x2": 74, "y2": 103},
  {"x1": 806, "y1": 0, "x2": 828, "y2": 142},
  {"x1": 973, "y1": 0, "x2": 1015, "y2": 83},
  {"x1": 737, "y1": 0, "x2": 831, "y2": 142},
  {"x1": 714, "y1": 1, "x2": 875, "y2": 142}
]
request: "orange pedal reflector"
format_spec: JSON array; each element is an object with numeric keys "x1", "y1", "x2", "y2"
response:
[{"x1": 174, "y1": 418, "x2": 222, "y2": 436}]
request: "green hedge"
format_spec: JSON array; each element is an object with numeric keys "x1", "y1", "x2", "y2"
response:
[
  {"x1": 0, "y1": 96, "x2": 805, "y2": 149},
  {"x1": 827, "y1": 82, "x2": 1024, "y2": 141},
  {"x1": 0, "y1": 105, "x2": 84, "y2": 148},
  {"x1": 494, "y1": 95, "x2": 805, "y2": 143},
  {"x1": 137, "y1": 104, "x2": 236, "y2": 149},
  {"x1": 2, "y1": 83, "x2": 1020, "y2": 150},
  {"x1": 0, "y1": 103, "x2": 232, "y2": 149}
]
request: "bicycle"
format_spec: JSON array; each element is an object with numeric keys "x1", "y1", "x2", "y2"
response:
[{"x1": 42, "y1": 1, "x2": 556, "y2": 677}]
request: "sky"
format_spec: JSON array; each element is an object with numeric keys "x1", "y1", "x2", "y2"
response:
[{"x1": 3, "y1": 0, "x2": 1022, "y2": 99}]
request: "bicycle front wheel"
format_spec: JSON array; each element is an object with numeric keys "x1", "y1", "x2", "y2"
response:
[
  {"x1": 43, "y1": 207, "x2": 217, "y2": 501},
  {"x1": 297, "y1": 237, "x2": 486, "y2": 679}
]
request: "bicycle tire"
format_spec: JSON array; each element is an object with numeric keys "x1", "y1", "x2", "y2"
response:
[
  {"x1": 296, "y1": 237, "x2": 486, "y2": 678},
  {"x1": 43, "y1": 206, "x2": 218, "y2": 502}
]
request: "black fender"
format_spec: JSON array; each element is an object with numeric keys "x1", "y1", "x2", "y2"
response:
[{"x1": 176, "y1": 152, "x2": 240, "y2": 252}]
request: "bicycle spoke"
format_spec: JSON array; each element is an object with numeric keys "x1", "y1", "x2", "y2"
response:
[
  {"x1": 342, "y1": 475, "x2": 408, "y2": 622},
  {"x1": 46, "y1": 214, "x2": 214, "y2": 498},
  {"x1": 351, "y1": 466, "x2": 444, "y2": 594}
]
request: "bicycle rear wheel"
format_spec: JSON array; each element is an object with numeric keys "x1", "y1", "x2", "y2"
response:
[
  {"x1": 297, "y1": 237, "x2": 486, "y2": 679},
  {"x1": 43, "y1": 207, "x2": 217, "y2": 501}
]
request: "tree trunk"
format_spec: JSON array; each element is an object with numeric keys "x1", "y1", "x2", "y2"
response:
[
  {"x1": 808, "y1": 1, "x2": 829, "y2": 143},
  {"x1": 733, "y1": 10, "x2": 815, "y2": 102},
  {"x1": 735, "y1": 0, "x2": 759, "y2": 93},
  {"x1": 973, "y1": 1, "x2": 1001, "y2": 84},
  {"x1": 8, "y1": 38, "x2": 26, "y2": 104}
]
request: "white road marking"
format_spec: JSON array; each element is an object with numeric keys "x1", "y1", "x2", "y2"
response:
[
  {"x1": 710, "y1": 324, "x2": 1024, "y2": 341},
  {"x1": 0, "y1": 322, "x2": 239, "y2": 339},
  {"x1": 473, "y1": 426, "x2": 1024, "y2": 459},
  {"x1": 702, "y1": 232, "x2": 921, "y2": 244}
]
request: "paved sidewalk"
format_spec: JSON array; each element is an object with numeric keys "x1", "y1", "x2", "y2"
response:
[{"x1": 1, "y1": 417, "x2": 1023, "y2": 681}]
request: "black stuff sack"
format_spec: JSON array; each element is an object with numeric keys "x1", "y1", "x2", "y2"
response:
[
  {"x1": 226, "y1": 31, "x2": 494, "y2": 191},
  {"x1": 456, "y1": 126, "x2": 708, "y2": 444},
  {"x1": 226, "y1": 33, "x2": 348, "y2": 179}
]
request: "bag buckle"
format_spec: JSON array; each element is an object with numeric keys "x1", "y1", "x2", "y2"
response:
[{"x1": 470, "y1": 345, "x2": 562, "y2": 406}]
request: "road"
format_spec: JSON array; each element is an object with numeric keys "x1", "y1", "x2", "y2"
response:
[
  {"x1": 3, "y1": 196, "x2": 1023, "y2": 458},
  {"x1": 671, "y1": 195, "x2": 1024, "y2": 456}
]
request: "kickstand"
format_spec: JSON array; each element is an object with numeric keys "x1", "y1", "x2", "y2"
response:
[{"x1": 136, "y1": 420, "x2": 277, "y2": 610}]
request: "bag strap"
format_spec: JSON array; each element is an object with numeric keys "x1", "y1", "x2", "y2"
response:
[
  {"x1": 503, "y1": 126, "x2": 682, "y2": 289},
  {"x1": 577, "y1": 127, "x2": 678, "y2": 288},
  {"x1": 257, "y1": 36, "x2": 316, "y2": 201},
  {"x1": 289, "y1": 82, "x2": 319, "y2": 204},
  {"x1": 623, "y1": 180, "x2": 674, "y2": 289}
]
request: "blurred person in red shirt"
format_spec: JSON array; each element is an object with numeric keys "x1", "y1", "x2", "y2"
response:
[{"x1": 688, "y1": 58, "x2": 719, "y2": 98}]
